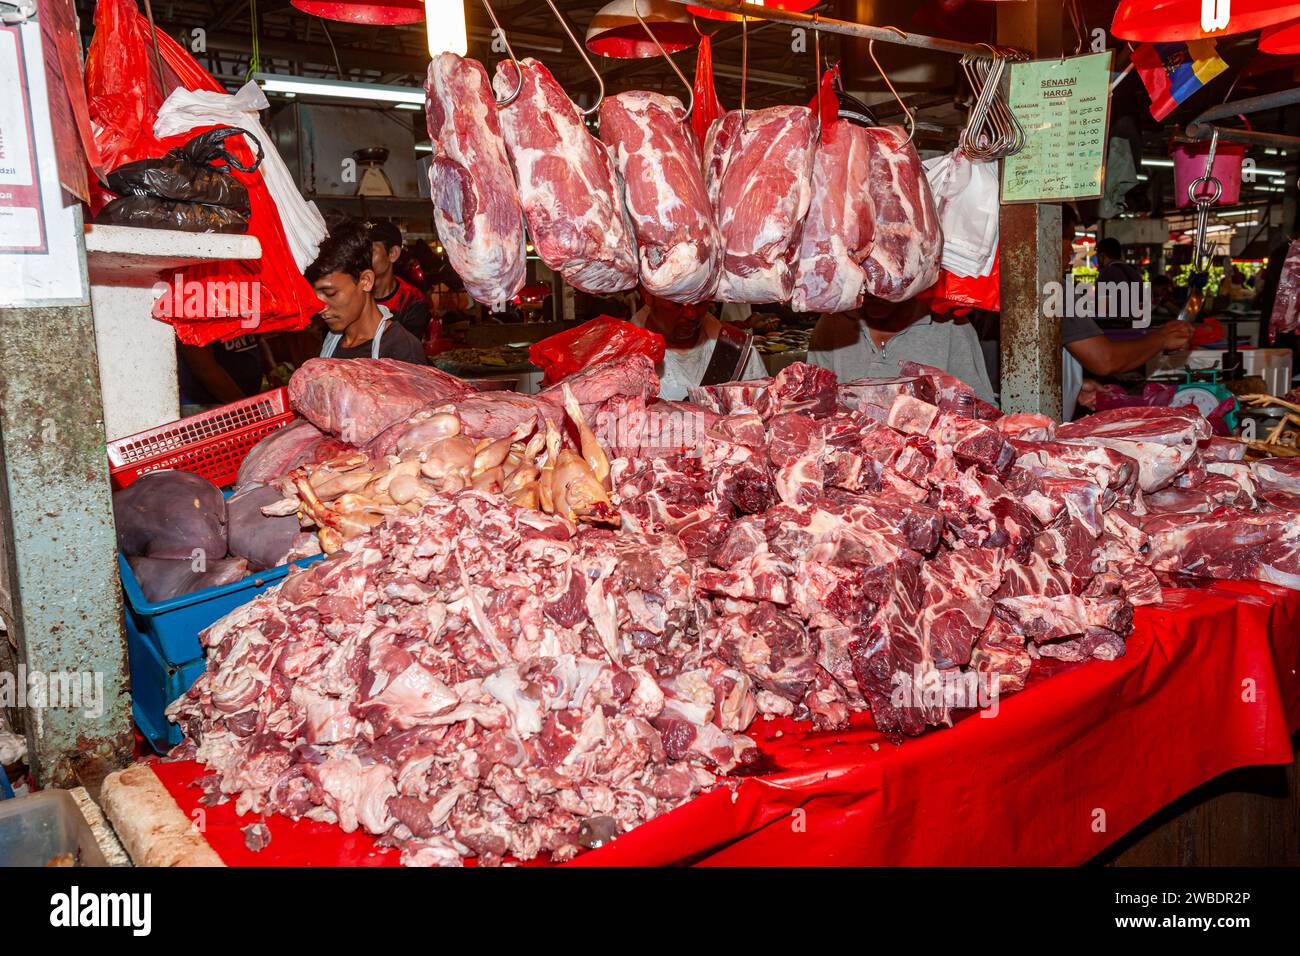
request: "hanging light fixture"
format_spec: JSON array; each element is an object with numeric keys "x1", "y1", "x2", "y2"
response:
[
  {"x1": 586, "y1": 0, "x2": 699, "y2": 57},
  {"x1": 1260, "y1": 17, "x2": 1300, "y2": 54},
  {"x1": 290, "y1": 0, "x2": 426, "y2": 26},
  {"x1": 1111, "y1": 0, "x2": 1298, "y2": 43},
  {"x1": 688, "y1": 0, "x2": 820, "y2": 23},
  {"x1": 424, "y1": 0, "x2": 468, "y2": 55}
]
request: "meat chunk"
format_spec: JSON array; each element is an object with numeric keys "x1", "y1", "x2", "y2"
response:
[
  {"x1": 792, "y1": 120, "x2": 873, "y2": 313},
  {"x1": 598, "y1": 91, "x2": 720, "y2": 303},
  {"x1": 494, "y1": 58, "x2": 638, "y2": 294},
  {"x1": 709, "y1": 106, "x2": 817, "y2": 303},
  {"x1": 424, "y1": 53, "x2": 526, "y2": 308},
  {"x1": 860, "y1": 126, "x2": 942, "y2": 302}
]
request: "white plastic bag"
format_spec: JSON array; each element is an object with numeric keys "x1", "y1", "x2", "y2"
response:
[
  {"x1": 154, "y1": 82, "x2": 327, "y2": 271},
  {"x1": 923, "y1": 149, "x2": 999, "y2": 279}
]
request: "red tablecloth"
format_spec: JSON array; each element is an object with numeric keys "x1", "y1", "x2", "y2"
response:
[{"x1": 149, "y1": 581, "x2": 1300, "y2": 866}]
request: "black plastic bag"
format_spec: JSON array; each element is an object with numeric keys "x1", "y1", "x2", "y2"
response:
[
  {"x1": 96, "y1": 195, "x2": 249, "y2": 232},
  {"x1": 106, "y1": 126, "x2": 259, "y2": 213}
]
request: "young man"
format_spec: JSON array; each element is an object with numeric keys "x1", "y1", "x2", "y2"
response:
[
  {"x1": 367, "y1": 219, "x2": 435, "y2": 342},
  {"x1": 305, "y1": 220, "x2": 428, "y2": 364},
  {"x1": 807, "y1": 297, "x2": 998, "y2": 405},
  {"x1": 629, "y1": 287, "x2": 767, "y2": 401}
]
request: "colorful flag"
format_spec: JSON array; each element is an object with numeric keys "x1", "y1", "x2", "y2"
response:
[{"x1": 1132, "y1": 40, "x2": 1228, "y2": 121}]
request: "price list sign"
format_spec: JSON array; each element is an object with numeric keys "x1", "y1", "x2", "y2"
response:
[{"x1": 1001, "y1": 50, "x2": 1113, "y2": 204}]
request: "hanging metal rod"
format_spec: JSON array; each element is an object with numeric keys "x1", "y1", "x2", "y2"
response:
[
  {"x1": 665, "y1": 0, "x2": 1014, "y2": 58},
  {"x1": 1185, "y1": 87, "x2": 1300, "y2": 149}
]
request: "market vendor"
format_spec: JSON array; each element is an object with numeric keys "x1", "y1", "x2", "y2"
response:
[
  {"x1": 366, "y1": 219, "x2": 435, "y2": 342},
  {"x1": 1059, "y1": 206, "x2": 1193, "y2": 418},
  {"x1": 305, "y1": 220, "x2": 429, "y2": 364},
  {"x1": 629, "y1": 288, "x2": 767, "y2": 401},
  {"x1": 807, "y1": 298, "x2": 998, "y2": 405}
]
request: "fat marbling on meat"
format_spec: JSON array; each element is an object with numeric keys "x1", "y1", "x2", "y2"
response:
[
  {"x1": 598, "y1": 91, "x2": 721, "y2": 303},
  {"x1": 424, "y1": 53, "x2": 527, "y2": 309},
  {"x1": 494, "y1": 58, "x2": 638, "y2": 294}
]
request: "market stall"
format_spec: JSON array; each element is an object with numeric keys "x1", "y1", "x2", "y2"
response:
[
  {"x1": 2, "y1": 0, "x2": 1300, "y2": 886},
  {"x1": 103, "y1": 577, "x2": 1300, "y2": 866}
]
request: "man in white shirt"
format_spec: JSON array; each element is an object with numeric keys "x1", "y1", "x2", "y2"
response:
[{"x1": 629, "y1": 288, "x2": 767, "y2": 401}]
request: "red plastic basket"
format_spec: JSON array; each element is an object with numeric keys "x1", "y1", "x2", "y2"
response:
[{"x1": 107, "y1": 388, "x2": 294, "y2": 490}]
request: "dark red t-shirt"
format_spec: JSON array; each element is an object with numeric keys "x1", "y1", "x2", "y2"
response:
[{"x1": 374, "y1": 276, "x2": 435, "y2": 341}]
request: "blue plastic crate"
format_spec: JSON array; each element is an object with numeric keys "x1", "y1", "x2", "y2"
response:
[
  {"x1": 120, "y1": 552, "x2": 325, "y2": 751},
  {"x1": 118, "y1": 550, "x2": 323, "y2": 664},
  {"x1": 126, "y1": 623, "x2": 207, "y2": 751}
]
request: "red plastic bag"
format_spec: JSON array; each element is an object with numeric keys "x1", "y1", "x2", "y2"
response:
[
  {"x1": 529, "y1": 316, "x2": 666, "y2": 387},
  {"x1": 691, "y1": 32, "x2": 724, "y2": 144},
  {"x1": 1192, "y1": 313, "x2": 1224, "y2": 347},
  {"x1": 923, "y1": 254, "x2": 1001, "y2": 315},
  {"x1": 86, "y1": 0, "x2": 320, "y2": 346},
  {"x1": 808, "y1": 65, "x2": 840, "y2": 138}
]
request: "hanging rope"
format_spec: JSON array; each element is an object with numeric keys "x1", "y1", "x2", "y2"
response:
[{"x1": 245, "y1": 0, "x2": 262, "y2": 83}]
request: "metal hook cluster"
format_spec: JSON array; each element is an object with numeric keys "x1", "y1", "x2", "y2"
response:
[
  {"x1": 631, "y1": 0, "x2": 694, "y2": 119},
  {"x1": 958, "y1": 44, "x2": 1025, "y2": 162}
]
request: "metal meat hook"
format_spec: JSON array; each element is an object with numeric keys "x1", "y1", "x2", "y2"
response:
[
  {"x1": 480, "y1": 0, "x2": 523, "y2": 108},
  {"x1": 632, "y1": 0, "x2": 694, "y2": 119},
  {"x1": 541, "y1": 0, "x2": 606, "y2": 116}
]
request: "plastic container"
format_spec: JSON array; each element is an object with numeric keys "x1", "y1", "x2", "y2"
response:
[
  {"x1": 119, "y1": 550, "x2": 322, "y2": 667},
  {"x1": 0, "y1": 790, "x2": 110, "y2": 866},
  {"x1": 125, "y1": 612, "x2": 208, "y2": 751},
  {"x1": 107, "y1": 387, "x2": 293, "y2": 490},
  {"x1": 1172, "y1": 140, "x2": 1245, "y2": 208},
  {"x1": 120, "y1": 550, "x2": 323, "y2": 750}
]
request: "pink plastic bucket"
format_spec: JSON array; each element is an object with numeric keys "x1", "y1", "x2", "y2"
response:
[{"x1": 1172, "y1": 140, "x2": 1245, "y2": 207}]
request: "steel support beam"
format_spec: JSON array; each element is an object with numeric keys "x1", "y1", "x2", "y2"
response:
[{"x1": 996, "y1": 0, "x2": 1062, "y2": 418}]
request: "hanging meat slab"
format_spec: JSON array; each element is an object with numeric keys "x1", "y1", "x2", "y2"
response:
[
  {"x1": 598, "y1": 91, "x2": 721, "y2": 303},
  {"x1": 791, "y1": 120, "x2": 874, "y2": 313},
  {"x1": 707, "y1": 105, "x2": 817, "y2": 304},
  {"x1": 861, "y1": 126, "x2": 943, "y2": 302},
  {"x1": 494, "y1": 58, "x2": 639, "y2": 295},
  {"x1": 424, "y1": 53, "x2": 527, "y2": 309}
]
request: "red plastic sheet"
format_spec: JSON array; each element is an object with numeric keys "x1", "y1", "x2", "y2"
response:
[{"x1": 149, "y1": 581, "x2": 1300, "y2": 866}]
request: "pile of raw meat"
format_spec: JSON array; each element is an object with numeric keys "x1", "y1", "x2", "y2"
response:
[
  {"x1": 169, "y1": 356, "x2": 1300, "y2": 865},
  {"x1": 425, "y1": 53, "x2": 940, "y2": 310}
]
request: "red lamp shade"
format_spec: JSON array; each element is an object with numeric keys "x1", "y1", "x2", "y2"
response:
[
  {"x1": 689, "y1": 0, "x2": 820, "y2": 23},
  {"x1": 290, "y1": 0, "x2": 425, "y2": 26},
  {"x1": 1260, "y1": 17, "x2": 1300, "y2": 53},
  {"x1": 586, "y1": 0, "x2": 700, "y2": 57},
  {"x1": 1112, "y1": 0, "x2": 1299, "y2": 43}
]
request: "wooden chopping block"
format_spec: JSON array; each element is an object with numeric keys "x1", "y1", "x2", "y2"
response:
[{"x1": 99, "y1": 763, "x2": 225, "y2": 867}]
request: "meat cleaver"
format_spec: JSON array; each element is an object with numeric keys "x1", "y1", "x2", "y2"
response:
[{"x1": 699, "y1": 321, "x2": 755, "y2": 386}]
